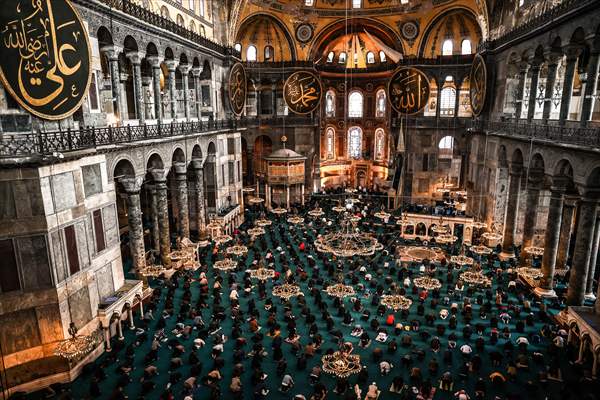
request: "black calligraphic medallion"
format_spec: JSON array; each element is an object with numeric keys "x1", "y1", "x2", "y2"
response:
[
  {"x1": 284, "y1": 70, "x2": 322, "y2": 115},
  {"x1": 228, "y1": 62, "x2": 246, "y2": 116},
  {"x1": 0, "y1": 0, "x2": 92, "y2": 120},
  {"x1": 387, "y1": 67, "x2": 430, "y2": 115},
  {"x1": 470, "y1": 53, "x2": 487, "y2": 117}
]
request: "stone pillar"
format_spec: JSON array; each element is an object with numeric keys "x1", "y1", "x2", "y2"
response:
[
  {"x1": 127, "y1": 52, "x2": 145, "y2": 123},
  {"x1": 117, "y1": 318, "x2": 124, "y2": 340},
  {"x1": 272, "y1": 84, "x2": 278, "y2": 116},
  {"x1": 165, "y1": 60, "x2": 178, "y2": 119},
  {"x1": 521, "y1": 180, "x2": 542, "y2": 257},
  {"x1": 101, "y1": 45, "x2": 123, "y2": 125},
  {"x1": 119, "y1": 177, "x2": 146, "y2": 273},
  {"x1": 526, "y1": 63, "x2": 541, "y2": 122},
  {"x1": 193, "y1": 67, "x2": 202, "y2": 119},
  {"x1": 173, "y1": 162, "x2": 190, "y2": 239},
  {"x1": 542, "y1": 54, "x2": 560, "y2": 123},
  {"x1": 436, "y1": 78, "x2": 444, "y2": 118},
  {"x1": 501, "y1": 165, "x2": 522, "y2": 258},
  {"x1": 191, "y1": 159, "x2": 206, "y2": 234},
  {"x1": 536, "y1": 184, "x2": 566, "y2": 297},
  {"x1": 453, "y1": 78, "x2": 463, "y2": 117},
  {"x1": 142, "y1": 76, "x2": 153, "y2": 120},
  {"x1": 514, "y1": 62, "x2": 528, "y2": 121},
  {"x1": 585, "y1": 215, "x2": 600, "y2": 299},
  {"x1": 149, "y1": 185, "x2": 160, "y2": 254},
  {"x1": 581, "y1": 51, "x2": 600, "y2": 126},
  {"x1": 104, "y1": 326, "x2": 111, "y2": 352},
  {"x1": 559, "y1": 46, "x2": 582, "y2": 126},
  {"x1": 286, "y1": 185, "x2": 290, "y2": 209},
  {"x1": 150, "y1": 169, "x2": 171, "y2": 266},
  {"x1": 179, "y1": 64, "x2": 191, "y2": 120},
  {"x1": 567, "y1": 197, "x2": 598, "y2": 305},
  {"x1": 266, "y1": 182, "x2": 271, "y2": 209},
  {"x1": 138, "y1": 299, "x2": 144, "y2": 317},
  {"x1": 128, "y1": 307, "x2": 135, "y2": 329},
  {"x1": 147, "y1": 56, "x2": 163, "y2": 123},
  {"x1": 301, "y1": 184, "x2": 305, "y2": 206},
  {"x1": 556, "y1": 198, "x2": 577, "y2": 271}
]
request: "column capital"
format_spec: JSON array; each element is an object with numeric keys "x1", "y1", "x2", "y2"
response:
[
  {"x1": 192, "y1": 67, "x2": 202, "y2": 78},
  {"x1": 544, "y1": 49, "x2": 563, "y2": 66},
  {"x1": 517, "y1": 61, "x2": 529, "y2": 74},
  {"x1": 178, "y1": 63, "x2": 191, "y2": 74},
  {"x1": 562, "y1": 44, "x2": 583, "y2": 62},
  {"x1": 509, "y1": 163, "x2": 523, "y2": 176},
  {"x1": 191, "y1": 158, "x2": 204, "y2": 170},
  {"x1": 550, "y1": 175, "x2": 571, "y2": 192},
  {"x1": 147, "y1": 55, "x2": 163, "y2": 68},
  {"x1": 126, "y1": 51, "x2": 143, "y2": 65},
  {"x1": 119, "y1": 176, "x2": 144, "y2": 194},
  {"x1": 149, "y1": 168, "x2": 169, "y2": 183},
  {"x1": 173, "y1": 162, "x2": 188, "y2": 175},
  {"x1": 100, "y1": 45, "x2": 122, "y2": 61},
  {"x1": 165, "y1": 59, "x2": 178, "y2": 72}
]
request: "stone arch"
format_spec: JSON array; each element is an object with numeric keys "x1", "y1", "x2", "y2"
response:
[
  {"x1": 147, "y1": 152, "x2": 165, "y2": 171},
  {"x1": 146, "y1": 42, "x2": 159, "y2": 58},
  {"x1": 498, "y1": 145, "x2": 508, "y2": 168},
  {"x1": 192, "y1": 144, "x2": 203, "y2": 161},
  {"x1": 172, "y1": 147, "x2": 186, "y2": 164},
  {"x1": 97, "y1": 26, "x2": 114, "y2": 47},
  {"x1": 113, "y1": 159, "x2": 136, "y2": 181},
  {"x1": 123, "y1": 35, "x2": 138, "y2": 53},
  {"x1": 165, "y1": 47, "x2": 174, "y2": 61},
  {"x1": 511, "y1": 148, "x2": 524, "y2": 167},
  {"x1": 418, "y1": 7, "x2": 482, "y2": 57},
  {"x1": 415, "y1": 222, "x2": 427, "y2": 237}
]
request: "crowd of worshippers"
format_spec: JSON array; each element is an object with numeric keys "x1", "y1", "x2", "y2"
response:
[{"x1": 83, "y1": 205, "x2": 588, "y2": 400}]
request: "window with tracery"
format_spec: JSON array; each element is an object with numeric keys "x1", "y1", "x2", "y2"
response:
[
  {"x1": 374, "y1": 129, "x2": 385, "y2": 160},
  {"x1": 376, "y1": 89, "x2": 386, "y2": 118},
  {"x1": 246, "y1": 45, "x2": 257, "y2": 61},
  {"x1": 348, "y1": 127, "x2": 362, "y2": 159},
  {"x1": 326, "y1": 128, "x2": 335, "y2": 160},
  {"x1": 325, "y1": 90, "x2": 336, "y2": 117},
  {"x1": 442, "y1": 39, "x2": 453, "y2": 56}
]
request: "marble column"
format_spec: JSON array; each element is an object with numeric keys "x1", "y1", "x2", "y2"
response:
[
  {"x1": 453, "y1": 79, "x2": 463, "y2": 118},
  {"x1": 192, "y1": 67, "x2": 202, "y2": 119},
  {"x1": 521, "y1": 180, "x2": 542, "y2": 256},
  {"x1": 128, "y1": 307, "x2": 135, "y2": 329},
  {"x1": 584, "y1": 215, "x2": 600, "y2": 299},
  {"x1": 117, "y1": 318, "x2": 124, "y2": 340},
  {"x1": 149, "y1": 185, "x2": 161, "y2": 254},
  {"x1": 179, "y1": 64, "x2": 191, "y2": 120},
  {"x1": 581, "y1": 51, "x2": 600, "y2": 126},
  {"x1": 191, "y1": 159, "x2": 206, "y2": 234},
  {"x1": 147, "y1": 56, "x2": 163, "y2": 123},
  {"x1": 501, "y1": 166, "x2": 522, "y2": 258},
  {"x1": 127, "y1": 52, "x2": 145, "y2": 123},
  {"x1": 173, "y1": 162, "x2": 190, "y2": 239},
  {"x1": 119, "y1": 177, "x2": 146, "y2": 273},
  {"x1": 514, "y1": 62, "x2": 528, "y2": 121},
  {"x1": 559, "y1": 46, "x2": 582, "y2": 126},
  {"x1": 542, "y1": 54, "x2": 560, "y2": 123},
  {"x1": 104, "y1": 327, "x2": 112, "y2": 351},
  {"x1": 436, "y1": 78, "x2": 444, "y2": 118},
  {"x1": 537, "y1": 184, "x2": 566, "y2": 296},
  {"x1": 556, "y1": 198, "x2": 577, "y2": 271},
  {"x1": 142, "y1": 76, "x2": 153, "y2": 120},
  {"x1": 101, "y1": 45, "x2": 123, "y2": 125},
  {"x1": 286, "y1": 186, "x2": 290, "y2": 209},
  {"x1": 165, "y1": 60, "x2": 178, "y2": 119},
  {"x1": 271, "y1": 84, "x2": 278, "y2": 116},
  {"x1": 526, "y1": 63, "x2": 541, "y2": 122},
  {"x1": 151, "y1": 169, "x2": 171, "y2": 266},
  {"x1": 567, "y1": 197, "x2": 598, "y2": 305}
]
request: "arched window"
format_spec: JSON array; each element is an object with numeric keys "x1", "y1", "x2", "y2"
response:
[
  {"x1": 305, "y1": 0, "x2": 314, "y2": 5},
  {"x1": 177, "y1": 14, "x2": 185, "y2": 26},
  {"x1": 374, "y1": 129, "x2": 385, "y2": 160},
  {"x1": 327, "y1": 51, "x2": 335, "y2": 63},
  {"x1": 190, "y1": 21, "x2": 196, "y2": 33},
  {"x1": 352, "y1": 0, "x2": 361, "y2": 8},
  {"x1": 199, "y1": 26, "x2": 205, "y2": 37},
  {"x1": 199, "y1": 0, "x2": 205, "y2": 16},
  {"x1": 348, "y1": 127, "x2": 362, "y2": 159},
  {"x1": 348, "y1": 91, "x2": 363, "y2": 118},
  {"x1": 234, "y1": 43, "x2": 242, "y2": 53},
  {"x1": 442, "y1": 39, "x2": 453, "y2": 56},
  {"x1": 264, "y1": 45, "x2": 274, "y2": 61},
  {"x1": 461, "y1": 39, "x2": 472, "y2": 55},
  {"x1": 326, "y1": 127, "x2": 335, "y2": 159},
  {"x1": 440, "y1": 87, "x2": 456, "y2": 117},
  {"x1": 325, "y1": 90, "x2": 336, "y2": 117},
  {"x1": 367, "y1": 52, "x2": 375, "y2": 64},
  {"x1": 439, "y1": 135, "x2": 454, "y2": 150},
  {"x1": 161, "y1": 6, "x2": 171, "y2": 19},
  {"x1": 379, "y1": 51, "x2": 387, "y2": 63},
  {"x1": 376, "y1": 89, "x2": 386, "y2": 118},
  {"x1": 246, "y1": 45, "x2": 257, "y2": 62},
  {"x1": 339, "y1": 52, "x2": 347, "y2": 64}
]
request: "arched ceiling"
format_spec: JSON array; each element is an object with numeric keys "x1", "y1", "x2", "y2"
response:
[
  {"x1": 420, "y1": 9, "x2": 482, "y2": 57},
  {"x1": 235, "y1": 14, "x2": 295, "y2": 61},
  {"x1": 231, "y1": 0, "x2": 489, "y2": 59}
]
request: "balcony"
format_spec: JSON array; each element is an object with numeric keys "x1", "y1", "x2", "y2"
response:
[
  {"x1": 391, "y1": 117, "x2": 471, "y2": 130},
  {"x1": 469, "y1": 119, "x2": 600, "y2": 149}
]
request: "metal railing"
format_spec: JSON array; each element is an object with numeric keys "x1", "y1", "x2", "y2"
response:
[
  {"x1": 91, "y1": 0, "x2": 235, "y2": 56},
  {"x1": 470, "y1": 119, "x2": 600, "y2": 148}
]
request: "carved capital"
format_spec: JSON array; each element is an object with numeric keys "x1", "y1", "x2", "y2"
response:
[
  {"x1": 126, "y1": 51, "x2": 143, "y2": 65},
  {"x1": 147, "y1": 56, "x2": 163, "y2": 68},
  {"x1": 119, "y1": 176, "x2": 144, "y2": 194},
  {"x1": 173, "y1": 162, "x2": 187, "y2": 175},
  {"x1": 149, "y1": 168, "x2": 169, "y2": 183},
  {"x1": 165, "y1": 60, "x2": 178, "y2": 72}
]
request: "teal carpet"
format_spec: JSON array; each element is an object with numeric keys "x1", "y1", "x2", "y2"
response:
[{"x1": 21, "y1": 198, "x2": 599, "y2": 400}]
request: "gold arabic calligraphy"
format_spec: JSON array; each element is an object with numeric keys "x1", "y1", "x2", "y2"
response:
[
  {"x1": 228, "y1": 63, "x2": 246, "y2": 115},
  {"x1": 388, "y1": 68, "x2": 430, "y2": 115},
  {"x1": 470, "y1": 55, "x2": 486, "y2": 116},
  {"x1": 284, "y1": 71, "x2": 321, "y2": 114},
  {"x1": 0, "y1": 0, "x2": 90, "y2": 119}
]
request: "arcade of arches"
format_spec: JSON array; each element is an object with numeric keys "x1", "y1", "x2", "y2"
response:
[{"x1": 3, "y1": 1, "x2": 600, "y2": 399}]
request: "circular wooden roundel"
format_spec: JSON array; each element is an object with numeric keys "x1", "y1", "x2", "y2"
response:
[
  {"x1": 284, "y1": 70, "x2": 323, "y2": 115},
  {"x1": 470, "y1": 53, "x2": 487, "y2": 117},
  {"x1": 228, "y1": 62, "x2": 247, "y2": 116},
  {"x1": 387, "y1": 67, "x2": 430, "y2": 115}
]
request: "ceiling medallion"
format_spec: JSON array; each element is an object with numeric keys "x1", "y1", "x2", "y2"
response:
[
  {"x1": 401, "y1": 21, "x2": 419, "y2": 45},
  {"x1": 470, "y1": 54, "x2": 487, "y2": 117},
  {"x1": 295, "y1": 23, "x2": 314, "y2": 44}
]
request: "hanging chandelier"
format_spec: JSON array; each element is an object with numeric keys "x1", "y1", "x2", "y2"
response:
[
  {"x1": 321, "y1": 351, "x2": 362, "y2": 379},
  {"x1": 482, "y1": 231, "x2": 503, "y2": 241},
  {"x1": 226, "y1": 244, "x2": 248, "y2": 256},
  {"x1": 248, "y1": 196, "x2": 265, "y2": 205},
  {"x1": 271, "y1": 207, "x2": 288, "y2": 215},
  {"x1": 272, "y1": 283, "x2": 303, "y2": 300},
  {"x1": 332, "y1": 205, "x2": 346, "y2": 213},
  {"x1": 242, "y1": 187, "x2": 255, "y2": 193},
  {"x1": 524, "y1": 246, "x2": 545, "y2": 257},
  {"x1": 471, "y1": 221, "x2": 488, "y2": 229},
  {"x1": 214, "y1": 234, "x2": 233, "y2": 245},
  {"x1": 450, "y1": 254, "x2": 474, "y2": 266},
  {"x1": 54, "y1": 324, "x2": 100, "y2": 360},
  {"x1": 308, "y1": 208, "x2": 324, "y2": 217},
  {"x1": 469, "y1": 245, "x2": 493, "y2": 256},
  {"x1": 459, "y1": 270, "x2": 492, "y2": 287},
  {"x1": 248, "y1": 227, "x2": 265, "y2": 236},
  {"x1": 397, "y1": 246, "x2": 445, "y2": 262},
  {"x1": 381, "y1": 294, "x2": 413, "y2": 311},
  {"x1": 250, "y1": 266, "x2": 276, "y2": 281},
  {"x1": 374, "y1": 210, "x2": 391, "y2": 220},
  {"x1": 255, "y1": 218, "x2": 272, "y2": 227},
  {"x1": 315, "y1": 214, "x2": 382, "y2": 257},
  {"x1": 287, "y1": 215, "x2": 304, "y2": 225},
  {"x1": 206, "y1": 220, "x2": 222, "y2": 231},
  {"x1": 436, "y1": 234, "x2": 458, "y2": 244},
  {"x1": 325, "y1": 283, "x2": 356, "y2": 298},
  {"x1": 431, "y1": 215, "x2": 449, "y2": 234},
  {"x1": 139, "y1": 264, "x2": 165, "y2": 277},
  {"x1": 517, "y1": 267, "x2": 543, "y2": 280},
  {"x1": 413, "y1": 276, "x2": 442, "y2": 290},
  {"x1": 214, "y1": 258, "x2": 237, "y2": 271}
]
